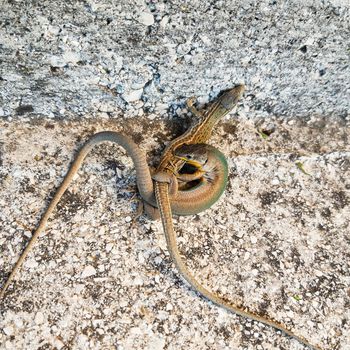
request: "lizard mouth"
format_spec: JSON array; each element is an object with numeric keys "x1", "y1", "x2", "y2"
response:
[
  {"x1": 176, "y1": 156, "x2": 204, "y2": 169},
  {"x1": 179, "y1": 162, "x2": 200, "y2": 173}
]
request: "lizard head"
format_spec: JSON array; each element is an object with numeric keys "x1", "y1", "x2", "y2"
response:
[
  {"x1": 220, "y1": 84, "x2": 245, "y2": 107},
  {"x1": 174, "y1": 144, "x2": 209, "y2": 169}
]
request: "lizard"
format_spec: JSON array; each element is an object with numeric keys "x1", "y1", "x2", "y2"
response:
[
  {"x1": 0, "y1": 131, "x2": 228, "y2": 300},
  {"x1": 0, "y1": 89, "x2": 322, "y2": 349},
  {"x1": 152, "y1": 85, "x2": 322, "y2": 350},
  {"x1": 151, "y1": 85, "x2": 245, "y2": 214}
]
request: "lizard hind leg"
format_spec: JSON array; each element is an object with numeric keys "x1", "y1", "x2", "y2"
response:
[
  {"x1": 143, "y1": 202, "x2": 160, "y2": 221},
  {"x1": 129, "y1": 200, "x2": 160, "y2": 228}
]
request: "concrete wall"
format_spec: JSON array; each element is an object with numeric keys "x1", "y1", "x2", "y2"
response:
[{"x1": 1, "y1": 0, "x2": 349, "y2": 120}]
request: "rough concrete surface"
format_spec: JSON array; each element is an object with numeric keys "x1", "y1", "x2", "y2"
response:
[{"x1": 0, "y1": 0, "x2": 349, "y2": 350}]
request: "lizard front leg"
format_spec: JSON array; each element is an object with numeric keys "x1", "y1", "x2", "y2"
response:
[{"x1": 186, "y1": 96, "x2": 204, "y2": 118}]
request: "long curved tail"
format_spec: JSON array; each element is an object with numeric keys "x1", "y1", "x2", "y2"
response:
[
  {"x1": 0, "y1": 131, "x2": 154, "y2": 300},
  {"x1": 154, "y1": 181, "x2": 322, "y2": 350}
]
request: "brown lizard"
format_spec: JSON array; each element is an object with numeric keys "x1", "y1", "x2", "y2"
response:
[{"x1": 0, "y1": 132, "x2": 227, "y2": 299}]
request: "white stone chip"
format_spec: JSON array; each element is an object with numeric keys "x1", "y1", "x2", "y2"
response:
[
  {"x1": 35, "y1": 311, "x2": 44, "y2": 324},
  {"x1": 147, "y1": 336, "x2": 165, "y2": 350},
  {"x1": 160, "y1": 16, "x2": 169, "y2": 27},
  {"x1": 120, "y1": 299, "x2": 129, "y2": 307},
  {"x1": 236, "y1": 231, "x2": 244, "y2": 238},
  {"x1": 123, "y1": 88, "x2": 144, "y2": 103},
  {"x1": 106, "y1": 243, "x2": 114, "y2": 252},
  {"x1": 307, "y1": 320, "x2": 315, "y2": 327},
  {"x1": 53, "y1": 338, "x2": 65, "y2": 350},
  {"x1": 133, "y1": 276, "x2": 143, "y2": 285},
  {"x1": 75, "y1": 284, "x2": 85, "y2": 293},
  {"x1": 271, "y1": 178, "x2": 280, "y2": 185},
  {"x1": 138, "y1": 12, "x2": 154, "y2": 26},
  {"x1": 3, "y1": 326, "x2": 14, "y2": 336},
  {"x1": 62, "y1": 51, "x2": 81, "y2": 64},
  {"x1": 81, "y1": 265, "x2": 97, "y2": 278},
  {"x1": 25, "y1": 259, "x2": 39, "y2": 269},
  {"x1": 250, "y1": 236, "x2": 258, "y2": 244}
]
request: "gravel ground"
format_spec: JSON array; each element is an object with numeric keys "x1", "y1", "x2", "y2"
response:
[
  {"x1": 0, "y1": 115, "x2": 349, "y2": 350},
  {"x1": 0, "y1": 0, "x2": 349, "y2": 350}
]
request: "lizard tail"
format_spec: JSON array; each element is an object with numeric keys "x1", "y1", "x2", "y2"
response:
[
  {"x1": 154, "y1": 181, "x2": 323, "y2": 350},
  {"x1": 0, "y1": 131, "x2": 154, "y2": 300}
]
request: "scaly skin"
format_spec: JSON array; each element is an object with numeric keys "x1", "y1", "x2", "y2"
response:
[
  {"x1": 173, "y1": 144, "x2": 229, "y2": 214},
  {"x1": 0, "y1": 131, "x2": 227, "y2": 299},
  {"x1": 154, "y1": 86, "x2": 322, "y2": 350}
]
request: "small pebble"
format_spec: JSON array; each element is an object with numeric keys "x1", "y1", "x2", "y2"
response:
[
  {"x1": 81, "y1": 265, "x2": 97, "y2": 278},
  {"x1": 120, "y1": 300, "x2": 128, "y2": 308},
  {"x1": 236, "y1": 231, "x2": 244, "y2": 238},
  {"x1": 3, "y1": 326, "x2": 13, "y2": 336},
  {"x1": 307, "y1": 320, "x2": 314, "y2": 327},
  {"x1": 138, "y1": 12, "x2": 154, "y2": 26},
  {"x1": 271, "y1": 178, "x2": 280, "y2": 185},
  {"x1": 133, "y1": 276, "x2": 143, "y2": 285},
  {"x1": 123, "y1": 89, "x2": 143, "y2": 103},
  {"x1": 35, "y1": 311, "x2": 44, "y2": 325},
  {"x1": 75, "y1": 284, "x2": 85, "y2": 293},
  {"x1": 25, "y1": 259, "x2": 38, "y2": 269},
  {"x1": 106, "y1": 243, "x2": 114, "y2": 252}
]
